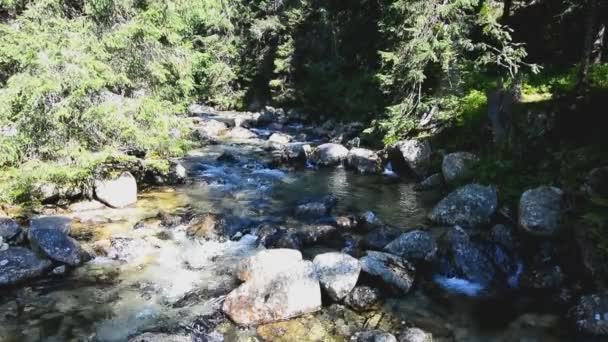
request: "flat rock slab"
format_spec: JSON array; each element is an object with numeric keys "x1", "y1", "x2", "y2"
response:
[
  {"x1": 360, "y1": 251, "x2": 415, "y2": 293},
  {"x1": 0, "y1": 247, "x2": 52, "y2": 286},
  {"x1": 29, "y1": 228, "x2": 87, "y2": 266}
]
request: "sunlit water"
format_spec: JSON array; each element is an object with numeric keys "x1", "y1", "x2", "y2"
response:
[{"x1": 0, "y1": 128, "x2": 578, "y2": 341}]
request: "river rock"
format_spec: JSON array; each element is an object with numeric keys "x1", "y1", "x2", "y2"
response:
[
  {"x1": 391, "y1": 140, "x2": 432, "y2": 178},
  {"x1": 313, "y1": 252, "x2": 361, "y2": 301},
  {"x1": 128, "y1": 333, "x2": 191, "y2": 342},
  {"x1": 360, "y1": 251, "x2": 415, "y2": 292},
  {"x1": 357, "y1": 211, "x2": 384, "y2": 232},
  {"x1": 442, "y1": 152, "x2": 479, "y2": 186},
  {"x1": 571, "y1": 292, "x2": 608, "y2": 335},
  {"x1": 0, "y1": 217, "x2": 22, "y2": 243},
  {"x1": 518, "y1": 186, "x2": 563, "y2": 236},
  {"x1": 235, "y1": 248, "x2": 303, "y2": 282},
  {"x1": 384, "y1": 230, "x2": 438, "y2": 262},
  {"x1": 345, "y1": 286, "x2": 382, "y2": 312},
  {"x1": 398, "y1": 328, "x2": 433, "y2": 342},
  {"x1": 296, "y1": 224, "x2": 339, "y2": 246},
  {"x1": 414, "y1": 173, "x2": 444, "y2": 191},
  {"x1": 347, "y1": 148, "x2": 382, "y2": 174},
  {"x1": 0, "y1": 247, "x2": 53, "y2": 286},
  {"x1": 268, "y1": 133, "x2": 292, "y2": 144},
  {"x1": 283, "y1": 142, "x2": 312, "y2": 163},
  {"x1": 312, "y1": 143, "x2": 349, "y2": 167},
  {"x1": 28, "y1": 228, "x2": 88, "y2": 266},
  {"x1": 94, "y1": 172, "x2": 138, "y2": 208},
  {"x1": 30, "y1": 216, "x2": 72, "y2": 234},
  {"x1": 228, "y1": 127, "x2": 258, "y2": 140},
  {"x1": 295, "y1": 195, "x2": 337, "y2": 219},
  {"x1": 222, "y1": 259, "x2": 322, "y2": 325},
  {"x1": 350, "y1": 330, "x2": 397, "y2": 342},
  {"x1": 362, "y1": 226, "x2": 401, "y2": 250},
  {"x1": 68, "y1": 200, "x2": 107, "y2": 212},
  {"x1": 429, "y1": 184, "x2": 498, "y2": 227},
  {"x1": 196, "y1": 119, "x2": 228, "y2": 139}
]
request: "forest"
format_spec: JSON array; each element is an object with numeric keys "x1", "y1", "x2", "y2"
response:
[{"x1": 1, "y1": 0, "x2": 608, "y2": 341}]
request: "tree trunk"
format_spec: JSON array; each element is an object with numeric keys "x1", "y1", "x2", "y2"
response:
[
  {"x1": 578, "y1": 0, "x2": 599, "y2": 88},
  {"x1": 592, "y1": 23, "x2": 605, "y2": 64},
  {"x1": 502, "y1": 0, "x2": 513, "y2": 22}
]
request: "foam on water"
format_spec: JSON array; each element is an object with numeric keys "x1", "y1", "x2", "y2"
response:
[{"x1": 433, "y1": 275, "x2": 486, "y2": 296}]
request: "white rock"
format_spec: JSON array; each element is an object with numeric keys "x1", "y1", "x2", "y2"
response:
[
  {"x1": 313, "y1": 252, "x2": 361, "y2": 301},
  {"x1": 94, "y1": 172, "x2": 138, "y2": 208}
]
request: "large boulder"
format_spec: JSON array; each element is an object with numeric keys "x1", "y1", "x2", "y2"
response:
[
  {"x1": 344, "y1": 286, "x2": 382, "y2": 312},
  {"x1": 227, "y1": 127, "x2": 258, "y2": 140},
  {"x1": 94, "y1": 172, "x2": 138, "y2": 208},
  {"x1": 428, "y1": 184, "x2": 498, "y2": 227},
  {"x1": 570, "y1": 292, "x2": 608, "y2": 336},
  {"x1": 360, "y1": 251, "x2": 415, "y2": 292},
  {"x1": 236, "y1": 249, "x2": 303, "y2": 282},
  {"x1": 350, "y1": 330, "x2": 397, "y2": 342},
  {"x1": 196, "y1": 119, "x2": 228, "y2": 139},
  {"x1": 398, "y1": 328, "x2": 433, "y2": 342},
  {"x1": 28, "y1": 228, "x2": 88, "y2": 266},
  {"x1": 0, "y1": 247, "x2": 52, "y2": 286},
  {"x1": 441, "y1": 152, "x2": 479, "y2": 186},
  {"x1": 222, "y1": 258, "x2": 322, "y2": 325},
  {"x1": 384, "y1": 230, "x2": 438, "y2": 263},
  {"x1": 361, "y1": 226, "x2": 401, "y2": 250},
  {"x1": 0, "y1": 218, "x2": 22, "y2": 244},
  {"x1": 30, "y1": 216, "x2": 72, "y2": 234},
  {"x1": 390, "y1": 140, "x2": 432, "y2": 178},
  {"x1": 518, "y1": 186, "x2": 563, "y2": 236},
  {"x1": 283, "y1": 143, "x2": 312, "y2": 163},
  {"x1": 312, "y1": 143, "x2": 349, "y2": 167},
  {"x1": 268, "y1": 133, "x2": 292, "y2": 144},
  {"x1": 346, "y1": 148, "x2": 382, "y2": 174},
  {"x1": 313, "y1": 252, "x2": 361, "y2": 301}
]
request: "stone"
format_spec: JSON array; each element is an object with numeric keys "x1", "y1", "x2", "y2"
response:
[
  {"x1": 0, "y1": 247, "x2": 52, "y2": 286},
  {"x1": 313, "y1": 252, "x2": 361, "y2": 301},
  {"x1": 346, "y1": 148, "x2": 382, "y2": 174},
  {"x1": 414, "y1": 173, "x2": 444, "y2": 191},
  {"x1": 361, "y1": 227, "x2": 401, "y2": 250},
  {"x1": 392, "y1": 140, "x2": 432, "y2": 178},
  {"x1": 228, "y1": 127, "x2": 258, "y2": 140},
  {"x1": 344, "y1": 286, "x2": 382, "y2": 312},
  {"x1": 28, "y1": 228, "x2": 88, "y2": 266},
  {"x1": 357, "y1": 211, "x2": 384, "y2": 232},
  {"x1": 360, "y1": 251, "x2": 415, "y2": 292},
  {"x1": 519, "y1": 186, "x2": 564, "y2": 236},
  {"x1": 235, "y1": 249, "x2": 303, "y2": 282},
  {"x1": 295, "y1": 195, "x2": 337, "y2": 219},
  {"x1": 128, "y1": 333, "x2": 191, "y2": 342},
  {"x1": 94, "y1": 172, "x2": 138, "y2": 208},
  {"x1": 350, "y1": 330, "x2": 398, "y2": 342},
  {"x1": 257, "y1": 316, "x2": 330, "y2": 342},
  {"x1": 0, "y1": 217, "x2": 21, "y2": 243},
  {"x1": 428, "y1": 184, "x2": 498, "y2": 227},
  {"x1": 186, "y1": 214, "x2": 220, "y2": 240},
  {"x1": 222, "y1": 260, "x2": 322, "y2": 325},
  {"x1": 283, "y1": 143, "x2": 312, "y2": 163},
  {"x1": 441, "y1": 152, "x2": 479, "y2": 186},
  {"x1": 30, "y1": 216, "x2": 72, "y2": 234},
  {"x1": 68, "y1": 200, "x2": 107, "y2": 212},
  {"x1": 384, "y1": 230, "x2": 438, "y2": 262},
  {"x1": 268, "y1": 133, "x2": 292, "y2": 144},
  {"x1": 398, "y1": 328, "x2": 433, "y2": 342},
  {"x1": 582, "y1": 166, "x2": 608, "y2": 198},
  {"x1": 571, "y1": 292, "x2": 608, "y2": 335},
  {"x1": 196, "y1": 119, "x2": 228, "y2": 139},
  {"x1": 312, "y1": 143, "x2": 349, "y2": 167}
]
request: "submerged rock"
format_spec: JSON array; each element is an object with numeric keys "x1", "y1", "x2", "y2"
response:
[
  {"x1": 257, "y1": 316, "x2": 330, "y2": 342},
  {"x1": 518, "y1": 186, "x2": 563, "y2": 236},
  {"x1": 390, "y1": 140, "x2": 432, "y2": 178},
  {"x1": 350, "y1": 330, "x2": 397, "y2": 342},
  {"x1": 223, "y1": 259, "x2": 322, "y2": 325},
  {"x1": 128, "y1": 333, "x2": 191, "y2": 342},
  {"x1": 361, "y1": 226, "x2": 401, "y2": 250},
  {"x1": 313, "y1": 252, "x2": 361, "y2": 301},
  {"x1": 344, "y1": 286, "x2": 382, "y2": 312},
  {"x1": 295, "y1": 195, "x2": 337, "y2": 219},
  {"x1": 346, "y1": 148, "x2": 382, "y2": 174},
  {"x1": 571, "y1": 292, "x2": 608, "y2": 336},
  {"x1": 29, "y1": 228, "x2": 88, "y2": 266},
  {"x1": 384, "y1": 230, "x2": 438, "y2": 262},
  {"x1": 68, "y1": 200, "x2": 107, "y2": 212},
  {"x1": 0, "y1": 247, "x2": 52, "y2": 286},
  {"x1": 360, "y1": 251, "x2": 415, "y2": 292},
  {"x1": 414, "y1": 173, "x2": 444, "y2": 191},
  {"x1": 441, "y1": 152, "x2": 479, "y2": 186},
  {"x1": 94, "y1": 172, "x2": 138, "y2": 208},
  {"x1": 0, "y1": 217, "x2": 22, "y2": 244},
  {"x1": 428, "y1": 184, "x2": 498, "y2": 227},
  {"x1": 312, "y1": 143, "x2": 349, "y2": 167}
]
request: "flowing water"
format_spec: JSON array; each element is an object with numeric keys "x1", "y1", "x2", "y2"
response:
[{"x1": 0, "y1": 116, "x2": 579, "y2": 341}]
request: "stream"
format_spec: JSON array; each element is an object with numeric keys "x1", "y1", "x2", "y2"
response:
[{"x1": 0, "y1": 111, "x2": 579, "y2": 341}]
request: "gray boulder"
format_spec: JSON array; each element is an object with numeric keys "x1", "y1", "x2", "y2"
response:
[
  {"x1": 428, "y1": 184, "x2": 498, "y2": 227},
  {"x1": 361, "y1": 226, "x2": 401, "y2": 250},
  {"x1": 346, "y1": 148, "x2": 382, "y2": 174},
  {"x1": 414, "y1": 173, "x2": 444, "y2": 191},
  {"x1": 398, "y1": 328, "x2": 433, "y2": 342},
  {"x1": 196, "y1": 119, "x2": 228, "y2": 139},
  {"x1": 227, "y1": 127, "x2": 258, "y2": 140},
  {"x1": 384, "y1": 230, "x2": 438, "y2": 262},
  {"x1": 351, "y1": 330, "x2": 397, "y2": 342},
  {"x1": 392, "y1": 140, "x2": 432, "y2": 178},
  {"x1": 0, "y1": 217, "x2": 22, "y2": 244},
  {"x1": 312, "y1": 143, "x2": 349, "y2": 167},
  {"x1": 222, "y1": 259, "x2": 321, "y2": 325},
  {"x1": 236, "y1": 248, "x2": 303, "y2": 282},
  {"x1": 442, "y1": 152, "x2": 479, "y2": 186},
  {"x1": 360, "y1": 251, "x2": 415, "y2": 292},
  {"x1": 0, "y1": 247, "x2": 52, "y2": 286},
  {"x1": 94, "y1": 172, "x2": 138, "y2": 208},
  {"x1": 313, "y1": 252, "x2": 361, "y2": 301},
  {"x1": 519, "y1": 186, "x2": 563, "y2": 236},
  {"x1": 28, "y1": 228, "x2": 88, "y2": 266},
  {"x1": 268, "y1": 132, "x2": 292, "y2": 144},
  {"x1": 571, "y1": 292, "x2": 608, "y2": 335},
  {"x1": 344, "y1": 286, "x2": 382, "y2": 312},
  {"x1": 295, "y1": 195, "x2": 337, "y2": 219},
  {"x1": 30, "y1": 216, "x2": 72, "y2": 234}
]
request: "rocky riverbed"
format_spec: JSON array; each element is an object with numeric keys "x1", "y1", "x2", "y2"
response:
[{"x1": 0, "y1": 106, "x2": 605, "y2": 341}]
